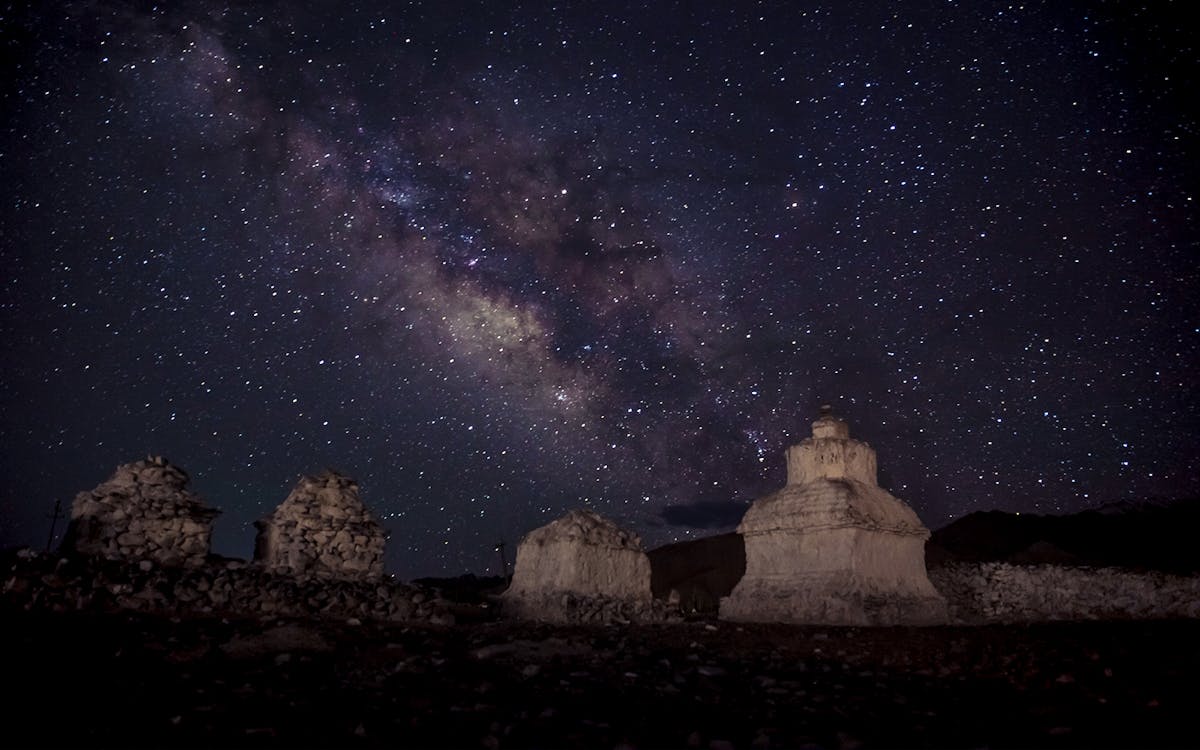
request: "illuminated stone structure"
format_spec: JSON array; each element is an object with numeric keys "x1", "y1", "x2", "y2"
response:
[
  {"x1": 63, "y1": 456, "x2": 218, "y2": 567},
  {"x1": 503, "y1": 509, "x2": 655, "y2": 623},
  {"x1": 720, "y1": 406, "x2": 947, "y2": 625},
  {"x1": 254, "y1": 470, "x2": 387, "y2": 580}
]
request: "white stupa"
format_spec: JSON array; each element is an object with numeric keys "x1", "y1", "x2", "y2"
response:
[
  {"x1": 502, "y1": 509, "x2": 654, "y2": 622},
  {"x1": 720, "y1": 405, "x2": 948, "y2": 625}
]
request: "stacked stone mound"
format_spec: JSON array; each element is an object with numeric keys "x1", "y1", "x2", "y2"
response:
[
  {"x1": 62, "y1": 456, "x2": 219, "y2": 567},
  {"x1": 504, "y1": 509, "x2": 670, "y2": 624},
  {"x1": 720, "y1": 406, "x2": 948, "y2": 625},
  {"x1": 254, "y1": 470, "x2": 386, "y2": 580},
  {"x1": 929, "y1": 562, "x2": 1200, "y2": 623},
  {"x1": 1, "y1": 549, "x2": 457, "y2": 625}
]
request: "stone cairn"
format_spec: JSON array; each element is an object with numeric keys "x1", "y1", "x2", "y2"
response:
[
  {"x1": 503, "y1": 509, "x2": 674, "y2": 624},
  {"x1": 254, "y1": 470, "x2": 387, "y2": 580},
  {"x1": 61, "y1": 456, "x2": 219, "y2": 568},
  {"x1": 720, "y1": 405, "x2": 948, "y2": 625}
]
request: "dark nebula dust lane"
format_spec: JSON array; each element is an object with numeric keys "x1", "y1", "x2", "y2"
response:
[{"x1": 2, "y1": 1, "x2": 1196, "y2": 576}]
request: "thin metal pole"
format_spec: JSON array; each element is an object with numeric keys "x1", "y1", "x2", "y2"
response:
[
  {"x1": 495, "y1": 540, "x2": 510, "y2": 578},
  {"x1": 45, "y1": 499, "x2": 63, "y2": 551}
]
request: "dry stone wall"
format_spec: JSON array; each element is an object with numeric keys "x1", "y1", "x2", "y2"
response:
[
  {"x1": 255, "y1": 470, "x2": 386, "y2": 580},
  {"x1": 930, "y1": 563, "x2": 1200, "y2": 622},
  {"x1": 62, "y1": 457, "x2": 219, "y2": 567},
  {"x1": 2, "y1": 548, "x2": 456, "y2": 625}
]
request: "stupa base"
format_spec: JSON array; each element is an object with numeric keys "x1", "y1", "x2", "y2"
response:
[{"x1": 720, "y1": 577, "x2": 948, "y2": 626}]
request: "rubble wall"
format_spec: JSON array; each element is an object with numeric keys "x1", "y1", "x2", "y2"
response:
[
  {"x1": 930, "y1": 563, "x2": 1200, "y2": 622},
  {"x1": 2, "y1": 549, "x2": 456, "y2": 625}
]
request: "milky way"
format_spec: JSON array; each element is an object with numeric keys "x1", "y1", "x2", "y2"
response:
[{"x1": 2, "y1": 2, "x2": 1196, "y2": 576}]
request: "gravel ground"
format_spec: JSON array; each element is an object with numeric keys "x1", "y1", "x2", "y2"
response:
[{"x1": 5, "y1": 606, "x2": 1196, "y2": 749}]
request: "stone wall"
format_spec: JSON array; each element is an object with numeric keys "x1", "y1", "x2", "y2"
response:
[
  {"x1": 62, "y1": 457, "x2": 219, "y2": 567},
  {"x1": 255, "y1": 470, "x2": 386, "y2": 580},
  {"x1": 2, "y1": 549, "x2": 456, "y2": 625},
  {"x1": 930, "y1": 563, "x2": 1200, "y2": 623}
]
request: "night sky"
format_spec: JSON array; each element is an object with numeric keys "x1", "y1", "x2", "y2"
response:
[{"x1": 2, "y1": 2, "x2": 1196, "y2": 577}]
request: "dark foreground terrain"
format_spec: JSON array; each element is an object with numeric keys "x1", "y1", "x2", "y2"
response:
[{"x1": 6, "y1": 605, "x2": 1196, "y2": 749}]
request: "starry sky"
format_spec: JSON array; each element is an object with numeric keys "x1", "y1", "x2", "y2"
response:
[{"x1": 2, "y1": 1, "x2": 1196, "y2": 577}]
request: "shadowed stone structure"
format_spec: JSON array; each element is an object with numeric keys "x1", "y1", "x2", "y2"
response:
[
  {"x1": 503, "y1": 509, "x2": 656, "y2": 622},
  {"x1": 254, "y1": 470, "x2": 387, "y2": 580},
  {"x1": 649, "y1": 533, "x2": 746, "y2": 615},
  {"x1": 720, "y1": 406, "x2": 948, "y2": 625},
  {"x1": 62, "y1": 456, "x2": 219, "y2": 567}
]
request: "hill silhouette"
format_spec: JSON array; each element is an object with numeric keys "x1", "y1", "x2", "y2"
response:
[
  {"x1": 648, "y1": 533, "x2": 745, "y2": 615},
  {"x1": 926, "y1": 497, "x2": 1200, "y2": 573}
]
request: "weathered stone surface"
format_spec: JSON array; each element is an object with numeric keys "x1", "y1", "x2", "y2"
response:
[
  {"x1": 60, "y1": 456, "x2": 219, "y2": 567},
  {"x1": 930, "y1": 562, "x2": 1200, "y2": 622},
  {"x1": 721, "y1": 406, "x2": 948, "y2": 625},
  {"x1": 503, "y1": 510, "x2": 672, "y2": 623},
  {"x1": 254, "y1": 470, "x2": 387, "y2": 581}
]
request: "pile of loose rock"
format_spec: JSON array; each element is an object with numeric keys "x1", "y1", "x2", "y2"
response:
[
  {"x1": 255, "y1": 470, "x2": 387, "y2": 580},
  {"x1": 1, "y1": 548, "x2": 457, "y2": 625},
  {"x1": 545, "y1": 590, "x2": 679, "y2": 624},
  {"x1": 929, "y1": 562, "x2": 1200, "y2": 622},
  {"x1": 62, "y1": 457, "x2": 219, "y2": 567}
]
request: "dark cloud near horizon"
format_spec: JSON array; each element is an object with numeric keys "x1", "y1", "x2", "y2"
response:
[{"x1": 659, "y1": 500, "x2": 750, "y2": 531}]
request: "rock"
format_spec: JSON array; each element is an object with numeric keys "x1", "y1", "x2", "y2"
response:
[
  {"x1": 220, "y1": 623, "x2": 332, "y2": 659},
  {"x1": 472, "y1": 644, "x2": 516, "y2": 660}
]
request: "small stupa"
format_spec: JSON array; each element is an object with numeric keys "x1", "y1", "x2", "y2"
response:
[
  {"x1": 61, "y1": 456, "x2": 219, "y2": 567},
  {"x1": 503, "y1": 509, "x2": 654, "y2": 622},
  {"x1": 720, "y1": 405, "x2": 948, "y2": 625},
  {"x1": 253, "y1": 470, "x2": 387, "y2": 580}
]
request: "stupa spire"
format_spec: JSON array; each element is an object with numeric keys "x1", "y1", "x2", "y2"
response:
[{"x1": 786, "y1": 405, "x2": 877, "y2": 485}]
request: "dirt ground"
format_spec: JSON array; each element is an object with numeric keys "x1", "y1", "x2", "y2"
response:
[{"x1": 5, "y1": 605, "x2": 1197, "y2": 749}]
